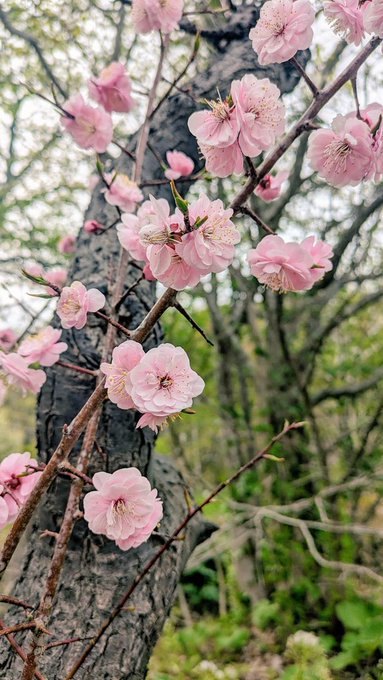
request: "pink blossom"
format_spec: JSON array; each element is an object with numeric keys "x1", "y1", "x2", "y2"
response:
[
  {"x1": 46, "y1": 268, "x2": 68, "y2": 289},
  {"x1": 18, "y1": 326, "x2": 68, "y2": 367},
  {"x1": 165, "y1": 150, "x2": 195, "y2": 180},
  {"x1": 143, "y1": 262, "x2": 156, "y2": 281},
  {"x1": 117, "y1": 214, "x2": 148, "y2": 262},
  {"x1": 136, "y1": 413, "x2": 168, "y2": 433},
  {"x1": 0, "y1": 488, "x2": 9, "y2": 530},
  {"x1": 364, "y1": 0, "x2": 383, "y2": 37},
  {"x1": 131, "y1": 0, "x2": 184, "y2": 34},
  {"x1": 58, "y1": 235, "x2": 76, "y2": 254},
  {"x1": 255, "y1": 171, "x2": 289, "y2": 201},
  {"x1": 62, "y1": 94, "x2": 113, "y2": 152},
  {"x1": 84, "y1": 219, "x2": 104, "y2": 234},
  {"x1": 103, "y1": 173, "x2": 143, "y2": 212},
  {"x1": 149, "y1": 251, "x2": 202, "y2": 290},
  {"x1": 324, "y1": 0, "x2": 365, "y2": 45},
  {"x1": 0, "y1": 352, "x2": 46, "y2": 394},
  {"x1": 0, "y1": 329, "x2": 17, "y2": 352},
  {"x1": 247, "y1": 235, "x2": 315, "y2": 292},
  {"x1": 56, "y1": 281, "x2": 106, "y2": 330},
  {"x1": 231, "y1": 74, "x2": 285, "y2": 157},
  {"x1": 88, "y1": 62, "x2": 134, "y2": 113},
  {"x1": 25, "y1": 263, "x2": 44, "y2": 279},
  {"x1": 83, "y1": 467, "x2": 163, "y2": 550},
  {"x1": 175, "y1": 194, "x2": 240, "y2": 274},
  {"x1": 129, "y1": 343, "x2": 205, "y2": 417},
  {"x1": 301, "y1": 236, "x2": 334, "y2": 283},
  {"x1": 100, "y1": 340, "x2": 145, "y2": 410},
  {"x1": 0, "y1": 452, "x2": 42, "y2": 524},
  {"x1": 249, "y1": 0, "x2": 315, "y2": 65},
  {"x1": 188, "y1": 99, "x2": 240, "y2": 148},
  {"x1": 307, "y1": 115, "x2": 375, "y2": 187},
  {"x1": 200, "y1": 141, "x2": 244, "y2": 178},
  {"x1": 0, "y1": 380, "x2": 7, "y2": 406}
]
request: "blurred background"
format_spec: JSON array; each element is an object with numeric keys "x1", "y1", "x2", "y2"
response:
[{"x1": 1, "y1": 1, "x2": 383, "y2": 678}]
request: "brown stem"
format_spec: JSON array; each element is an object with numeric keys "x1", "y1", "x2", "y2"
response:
[
  {"x1": 131, "y1": 288, "x2": 177, "y2": 342},
  {"x1": 56, "y1": 361, "x2": 98, "y2": 377},
  {"x1": 173, "y1": 300, "x2": 214, "y2": 346},
  {"x1": 0, "y1": 595, "x2": 34, "y2": 610},
  {"x1": 238, "y1": 206, "x2": 275, "y2": 235},
  {"x1": 291, "y1": 56, "x2": 319, "y2": 96},
  {"x1": 65, "y1": 421, "x2": 304, "y2": 679},
  {"x1": 94, "y1": 311, "x2": 131, "y2": 337},
  {"x1": 0, "y1": 618, "x2": 46, "y2": 680}
]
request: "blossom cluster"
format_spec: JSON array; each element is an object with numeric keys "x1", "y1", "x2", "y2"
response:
[
  {"x1": 100, "y1": 340, "x2": 205, "y2": 432},
  {"x1": 307, "y1": 106, "x2": 383, "y2": 188},
  {"x1": 0, "y1": 453, "x2": 42, "y2": 531},
  {"x1": 83, "y1": 467, "x2": 163, "y2": 551},
  {"x1": 324, "y1": 0, "x2": 383, "y2": 46},
  {"x1": 188, "y1": 74, "x2": 285, "y2": 178},
  {"x1": 117, "y1": 193, "x2": 240, "y2": 290},
  {"x1": 248, "y1": 235, "x2": 334, "y2": 293}
]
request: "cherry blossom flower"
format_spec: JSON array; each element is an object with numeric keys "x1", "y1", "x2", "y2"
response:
[
  {"x1": 188, "y1": 98, "x2": 240, "y2": 148},
  {"x1": 83, "y1": 467, "x2": 163, "y2": 550},
  {"x1": 364, "y1": 0, "x2": 383, "y2": 37},
  {"x1": 301, "y1": 236, "x2": 334, "y2": 283},
  {"x1": 0, "y1": 352, "x2": 46, "y2": 394},
  {"x1": 231, "y1": 74, "x2": 285, "y2": 157},
  {"x1": 200, "y1": 141, "x2": 244, "y2": 178},
  {"x1": 247, "y1": 235, "x2": 315, "y2": 292},
  {"x1": 84, "y1": 219, "x2": 104, "y2": 234},
  {"x1": 129, "y1": 343, "x2": 205, "y2": 417},
  {"x1": 58, "y1": 235, "x2": 76, "y2": 254},
  {"x1": 175, "y1": 194, "x2": 240, "y2": 274},
  {"x1": 136, "y1": 413, "x2": 168, "y2": 433},
  {"x1": 324, "y1": 0, "x2": 366, "y2": 45},
  {"x1": 62, "y1": 94, "x2": 113, "y2": 152},
  {"x1": 255, "y1": 171, "x2": 289, "y2": 201},
  {"x1": 57, "y1": 281, "x2": 106, "y2": 330},
  {"x1": 249, "y1": 0, "x2": 315, "y2": 65},
  {"x1": 24, "y1": 263, "x2": 44, "y2": 279},
  {"x1": 117, "y1": 214, "x2": 148, "y2": 262},
  {"x1": 103, "y1": 173, "x2": 143, "y2": 212},
  {"x1": 0, "y1": 329, "x2": 17, "y2": 352},
  {"x1": 131, "y1": 0, "x2": 184, "y2": 34},
  {"x1": 18, "y1": 326, "x2": 68, "y2": 367},
  {"x1": 149, "y1": 252, "x2": 202, "y2": 290},
  {"x1": 307, "y1": 115, "x2": 375, "y2": 187},
  {"x1": 46, "y1": 268, "x2": 68, "y2": 289},
  {"x1": 100, "y1": 340, "x2": 145, "y2": 410},
  {"x1": 165, "y1": 150, "x2": 195, "y2": 180},
  {"x1": 88, "y1": 62, "x2": 135, "y2": 113},
  {"x1": 0, "y1": 452, "x2": 42, "y2": 524}
]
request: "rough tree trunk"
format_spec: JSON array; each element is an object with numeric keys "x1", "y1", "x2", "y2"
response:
[{"x1": 0, "y1": 7, "x2": 306, "y2": 677}]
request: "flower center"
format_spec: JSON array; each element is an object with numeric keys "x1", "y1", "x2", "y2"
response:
[
  {"x1": 207, "y1": 99, "x2": 231, "y2": 121},
  {"x1": 108, "y1": 369, "x2": 128, "y2": 395},
  {"x1": 323, "y1": 140, "x2": 351, "y2": 173},
  {"x1": 113, "y1": 498, "x2": 128, "y2": 516},
  {"x1": 62, "y1": 299, "x2": 81, "y2": 315},
  {"x1": 7, "y1": 474, "x2": 21, "y2": 490},
  {"x1": 159, "y1": 374, "x2": 173, "y2": 389}
]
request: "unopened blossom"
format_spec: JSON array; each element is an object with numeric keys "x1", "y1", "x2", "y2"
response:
[
  {"x1": 175, "y1": 194, "x2": 240, "y2": 274},
  {"x1": 25, "y1": 263, "x2": 44, "y2": 279},
  {"x1": 58, "y1": 235, "x2": 76, "y2": 254},
  {"x1": 62, "y1": 94, "x2": 113, "y2": 152},
  {"x1": 301, "y1": 236, "x2": 334, "y2": 283},
  {"x1": 57, "y1": 281, "x2": 106, "y2": 330},
  {"x1": 46, "y1": 268, "x2": 68, "y2": 294},
  {"x1": 84, "y1": 219, "x2": 104, "y2": 234},
  {"x1": 247, "y1": 235, "x2": 315, "y2": 292},
  {"x1": 307, "y1": 115, "x2": 375, "y2": 187},
  {"x1": 103, "y1": 173, "x2": 143, "y2": 212},
  {"x1": 231, "y1": 74, "x2": 285, "y2": 157},
  {"x1": 165, "y1": 150, "x2": 195, "y2": 180},
  {"x1": 200, "y1": 141, "x2": 244, "y2": 178},
  {"x1": 364, "y1": 0, "x2": 383, "y2": 37},
  {"x1": 0, "y1": 452, "x2": 42, "y2": 524},
  {"x1": 0, "y1": 352, "x2": 46, "y2": 394},
  {"x1": 100, "y1": 340, "x2": 145, "y2": 410},
  {"x1": 324, "y1": 0, "x2": 365, "y2": 45},
  {"x1": 83, "y1": 467, "x2": 163, "y2": 550},
  {"x1": 131, "y1": 0, "x2": 184, "y2": 34},
  {"x1": 255, "y1": 171, "x2": 289, "y2": 201},
  {"x1": 18, "y1": 326, "x2": 68, "y2": 367},
  {"x1": 0, "y1": 328, "x2": 17, "y2": 352},
  {"x1": 249, "y1": 0, "x2": 315, "y2": 65},
  {"x1": 188, "y1": 98, "x2": 240, "y2": 148},
  {"x1": 129, "y1": 343, "x2": 205, "y2": 417},
  {"x1": 88, "y1": 62, "x2": 134, "y2": 113}
]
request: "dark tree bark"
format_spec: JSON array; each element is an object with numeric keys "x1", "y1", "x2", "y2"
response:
[{"x1": 0, "y1": 7, "x2": 306, "y2": 678}]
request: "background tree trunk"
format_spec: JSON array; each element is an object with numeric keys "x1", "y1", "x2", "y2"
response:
[{"x1": 0, "y1": 7, "x2": 306, "y2": 677}]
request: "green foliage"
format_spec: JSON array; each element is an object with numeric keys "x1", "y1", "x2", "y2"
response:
[{"x1": 330, "y1": 599, "x2": 383, "y2": 672}]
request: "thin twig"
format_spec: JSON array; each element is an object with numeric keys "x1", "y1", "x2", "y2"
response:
[{"x1": 173, "y1": 301, "x2": 214, "y2": 346}]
